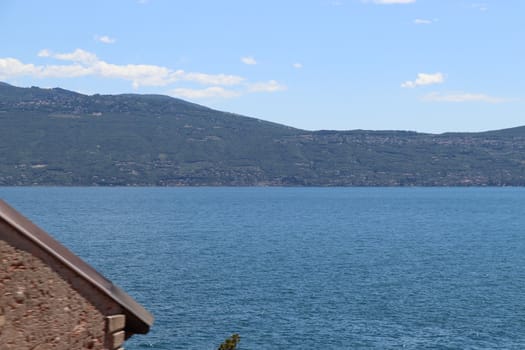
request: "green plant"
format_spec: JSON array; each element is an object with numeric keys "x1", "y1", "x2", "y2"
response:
[{"x1": 217, "y1": 333, "x2": 240, "y2": 350}]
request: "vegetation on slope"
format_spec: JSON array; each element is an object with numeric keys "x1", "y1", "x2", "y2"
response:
[{"x1": 1, "y1": 82, "x2": 525, "y2": 186}]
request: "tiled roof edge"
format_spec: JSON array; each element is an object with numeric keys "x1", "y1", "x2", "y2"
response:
[{"x1": 0, "y1": 199, "x2": 154, "y2": 333}]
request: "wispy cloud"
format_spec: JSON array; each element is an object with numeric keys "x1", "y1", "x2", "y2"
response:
[
  {"x1": 363, "y1": 0, "x2": 416, "y2": 4},
  {"x1": 170, "y1": 87, "x2": 241, "y2": 99},
  {"x1": 422, "y1": 92, "x2": 510, "y2": 103},
  {"x1": 94, "y1": 35, "x2": 116, "y2": 44},
  {"x1": 181, "y1": 72, "x2": 244, "y2": 86},
  {"x1": 248, "y1": 80, "x2": 287, "y2": 93},
  {"x1": 170, "y1": 80, "x2": 287, "y2": 100},
  {"x1": 401, "y1": 72, "x2": 444, "y2": 88},
  {"x1": 3, "y1": 49, "x2": 244, "y2": 88},
  {"x1": 413, "y1": 18, "x2": 433, "y2": 25},
  {"x1": 0, "y1": 49, "x2": 287, "y2": 99},
  {"x1": 471, "y1": 3, "x2": 488, "y2": 11},
  {"x1": 292, "y1": 63, "x2": 303, "y2": 69},
  {"x1": 37, "y1": 49, "x2": 51, "y2": 58},
  {"x1": 39, "y1": 48, "x2": 98, "y2": 64},
  {"x1": 241, "y1": 56, "x2": 257, "y2": 65}
]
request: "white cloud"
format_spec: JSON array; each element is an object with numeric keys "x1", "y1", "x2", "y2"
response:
[
  {"x1": 95, "y1": 35, "x2": 116, "y2": 44},
  {"x1": 292, "y1": 63, "x2": 303, "y2": 69},
  {"x1": 248, "y1": 80, "x2": 287, "y2": 93},
  {"x1": 0, "y1": 58, "x2": 40, "y2": 79},
  {"x1": 52, "y1": 49, "x2": 99, "y2": 65},
  {"x1": 241, "y1": 56, "x2": 257, "y2": 65},
  {"x1": 0, "y1": 49, "x2": 287, "y2": 100},
  {"x1": 1, "y1": 49, "x2": 246, "y2": 89},
  {"x1": 401, "y1": 72, "x2": 444, "y2": 88},
  {"x1": 40, "y1": 64, "x2": 92, "y2": 78},
  {"x1": 414, "y1": 18, "x2": 432, "y2": 24},
  {"x1": 171, "y1": 80, "x2": 287, "y2": 99},
  {"x1": 37, "y1": 49, "x2": 51, "y2": 57},
  {"x1": 422, "y1": 92, "x2": 509, "y2": 103},
  {"x1": 94, "y1": 61, "x2": 172, "y2": 87},
  {"x1": 0, "y1": 57, "x2": 91, "y2": 79},
  {"x1": 182, "y1": 72, "x2": 244, "y2": 86},
  {"x1": 170, "y1": 87, "x2": 240, "y2": 99},
  {"x1": 364, "y1": 0, "x2": 415, "y2": 4}
]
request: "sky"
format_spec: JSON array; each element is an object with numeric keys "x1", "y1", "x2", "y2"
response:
[{"x1": 0, "y1": 0, "x2": 523, "y2": 133}]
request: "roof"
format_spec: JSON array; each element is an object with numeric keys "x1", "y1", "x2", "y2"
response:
[{"x1": 0, "y1": 199, "x2": 154, "y2": 334}]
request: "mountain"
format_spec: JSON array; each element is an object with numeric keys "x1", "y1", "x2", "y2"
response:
[{"x1": 1, "y1": 82, "x2": 525, "y2": 186}]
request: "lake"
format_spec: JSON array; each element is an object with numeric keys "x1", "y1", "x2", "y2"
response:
[{"x1": 1, "y1": 187, "x2": 524, "y2": 349}]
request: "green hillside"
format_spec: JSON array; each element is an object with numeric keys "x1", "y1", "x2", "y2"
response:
[{"x1": 1, "y1": 82, "x2": 525, "y2": 186}]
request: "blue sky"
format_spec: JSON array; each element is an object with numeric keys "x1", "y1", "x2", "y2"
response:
[{"x1": 0, "y1": 0, "x2": 523, "y2": 133}]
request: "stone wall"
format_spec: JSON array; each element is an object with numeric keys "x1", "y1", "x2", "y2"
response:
[{"x1": 0, "y1": 220, "x2": 125, "y2": 350}]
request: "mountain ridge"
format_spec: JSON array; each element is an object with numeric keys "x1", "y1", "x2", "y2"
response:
[{"x1": 1, "y1": 83, "x2": 525, "y2": 186}]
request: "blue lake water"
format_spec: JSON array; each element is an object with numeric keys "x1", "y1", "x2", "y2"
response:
[{"x1": 1, "y1": 187, "x2": 525, "y2": 349}]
